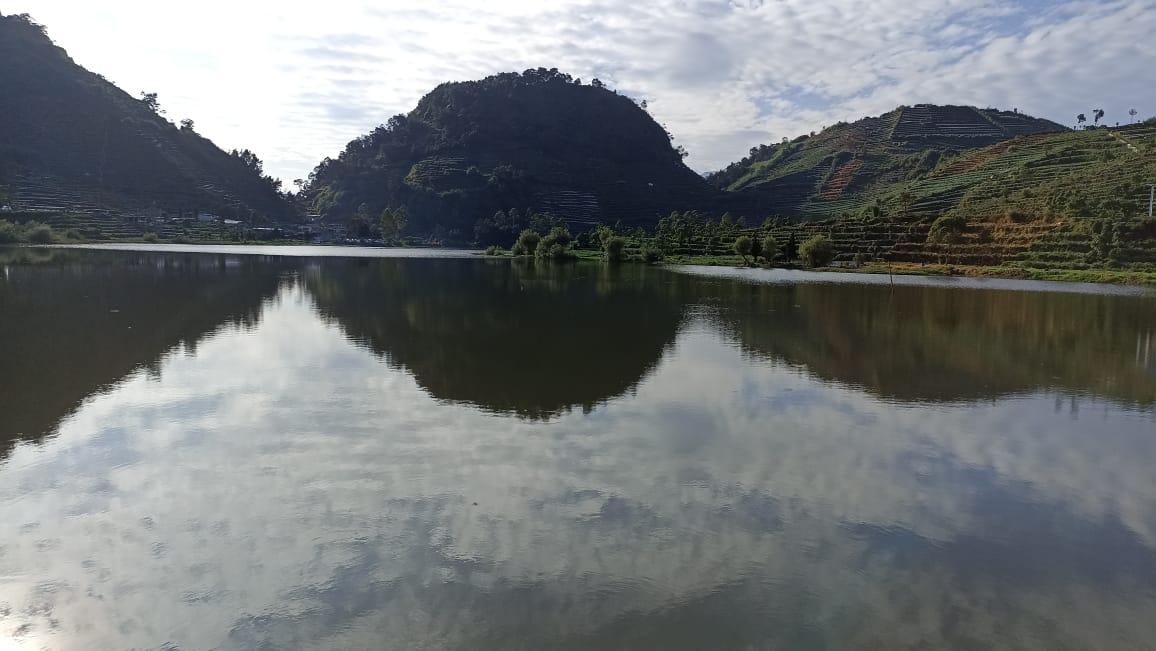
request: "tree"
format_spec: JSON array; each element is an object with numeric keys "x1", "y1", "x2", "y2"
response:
[
  {"x1": 379, "y1": 206, "x2": 408, "y2": 242},
  {"x1": 604, "y1": 236, "x2": 626, "y2": 261},
  {"x1": 511, "y1": 229, "x2": 540, "y2": 256},
  {"x1": 140, "y1": 92, "x2": 162, "y2": 114},
  {"x1": 230, "y1": 149, "x2": 264, "y2": 175},
  {"x1": 351, "y1": 203, "x2": 373, "y2": 236},
  {"x1": 1094, "y1": 108, "x2": 1105, "y2": 125},
  {"x1": 1130, "y1": 108, "x2": 1139, "y2": 123},
  {"x1": 1077, "y1": 113, "x2": 1087, "y2": 127},
  {"x1": 535, "y1": 225, "x2": 574, "y2": 259},
  {"x1": 733, "y1": 234, "x2": 753, "y2": 264},
  {"x1": 799, "y1": 235, "x2": 834, "y2": 268},
  {"x1": 898, "y1": 190, "x2": 914, "y2": 217},
  {"x1": 761, "y1": 234, "x2": 778, "y2": 263},
  {"x1": 675, "y1": 145, "x2": 689, "y2": 159},
  {"x1": 784, "y1": 232, "x2": 798, "y2": 260},
  {"x1": 179, "y1": 118, "x2": 195, "y2": 131}
]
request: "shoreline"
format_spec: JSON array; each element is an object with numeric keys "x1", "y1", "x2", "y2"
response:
[{"x1": 10, "y1": 241, "x2": 1156, "y2": 288}]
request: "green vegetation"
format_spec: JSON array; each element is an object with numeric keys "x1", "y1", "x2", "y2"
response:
[
  {"x1": 511, "y1": 229, "x2": 541, "y2": 256},
  {"x1": 302, "y1": 68, "x2": 719, "y2": 237},
  {"x1": 0, "y1": 219, "x2": 61, "y2": 244},
  {"x1": 535, "y1": 226, "x2": 575, "y2": 259},
  {"x1": 605, "y1": 236, "x2": 626, "y2": 261},
  {"x1": 708, "y1": 104, "x2": 1065, "y2": 218},
  {"x1": 0, "y1": 14, "x2": 292, "y2": 222},
  {"x1": 379, "y1": 206, "x2": 408, "y2": 243},
  {"x1": 641, "y1": 247, "x2": 663, "y2": 264},
  {"x1": 0, "y1": 12, "x2": 1151, "y2": 284},
  {"x1": 928, "y1": 215, "x2": 967, "y2": 244},
  {"x1": 799, "y1": 235, "x2": 835, "y2": 268},
  {"x1": 761, "y1": 234, "x2": 778, "y2": 262},
  {"x1": 733, "y1": 235, "x2": 753, "y2": 264}
]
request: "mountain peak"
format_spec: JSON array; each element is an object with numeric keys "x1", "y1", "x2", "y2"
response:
[{"x1": 305, "y1": 69, "x2": 721, "y2": 233}]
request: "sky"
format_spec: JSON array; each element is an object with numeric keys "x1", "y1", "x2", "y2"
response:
[{"x1": 7, "y1": 0, "x2": 1155, "y2": 185}]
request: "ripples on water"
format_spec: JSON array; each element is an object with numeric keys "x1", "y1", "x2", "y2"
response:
[{"x1": 1, "y1": 246, "x2": 1154, "y2": 649}]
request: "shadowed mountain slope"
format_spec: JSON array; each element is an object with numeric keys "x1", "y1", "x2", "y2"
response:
[
  {"x1": 303, "y1": 69, "x2": 724, "y2": 237},
  {"x1": 0, "y1": 13, "x2": 291, "y2": 221}
]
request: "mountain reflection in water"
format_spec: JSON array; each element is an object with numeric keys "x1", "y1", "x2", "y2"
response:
[{"x1": 0, "y1": 248, "x2": 1154, "y2": 650}]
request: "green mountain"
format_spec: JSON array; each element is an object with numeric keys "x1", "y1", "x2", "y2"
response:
[
  {"x1": 304, "y1": 69, "x2": 722, "y2": 238},
  {"x1": 709, "y1": 104, "x2": 1068, "y2": 219},
  {"x1": 0, "y1": 13, "x2": 291, "y2": 221}
]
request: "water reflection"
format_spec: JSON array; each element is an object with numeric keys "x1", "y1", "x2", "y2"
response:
[
  {"x1": 305, "y1": 259, "x2": 684, "y2": 418},
  {"x1": 0, "y1": 250, "x2": 289, "y2": 451},
  {"x1": 676, "y1": 274, "x2": 1156, "y2": 405},
  {"x1": 1, "y1": 249, "x2": 1155, "y2": 649}
]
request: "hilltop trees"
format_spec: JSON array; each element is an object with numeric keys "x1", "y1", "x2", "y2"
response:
[
  {"x1": 1077, "y1": 113, "x2": 1086, "y2": 127},
  {"x1": 302, "y1": 69, "x2": 714, "y2": 236},
  {"x1": 140, "y1": 92, "x2": 162, "y2": 114}
]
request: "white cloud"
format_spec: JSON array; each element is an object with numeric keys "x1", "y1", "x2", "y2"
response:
[{"x1": 8, "y1": 0, "x2": 1154, "y2": 182}]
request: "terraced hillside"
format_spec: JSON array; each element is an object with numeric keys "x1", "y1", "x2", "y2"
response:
[
  {"x1": 710, "y1": 105, "x2": 1066, "y2": 218},
  {"x1": 0, "y1": 13, "x2": 291, "y2": 221},
  {"x1": 304, "y1": 69, "x2": 723, "y2": 237},
  {"x1": 629, "y1": 118, "x2": 1156, "y2": 273}
]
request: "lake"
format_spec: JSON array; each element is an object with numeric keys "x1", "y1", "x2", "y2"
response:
[{"x1": 2, "y1": 245, "x2": 1155, "y2": 649}]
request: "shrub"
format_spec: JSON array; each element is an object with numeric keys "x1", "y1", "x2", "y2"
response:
[
  {"x1": 537, "y1": 242, "x2": 571, "y2": 259},
  {"x1": 761, "y1": 235, "x2": 778, "y2": 263},
  {"x1": 641, "y1": 246, "x2": 663, "y2": 263},
  {"x1": 928, "y1": 215, "x2": 967, "y2": 244},
  {"x1": 142, "y1": 232, "x2": 159, "y2": 243},
  {"x1": 0, "y1": 220, "x2": 18, "y2": 244},
  {"x1": 484, "y1": 244, "x2": 503, "y2": 256},
  {"x1": 799, "y1": 234, "x2": 835, "y2": 268},
  {"x1": 511, "y1": 229, "x2": 540, "y2": 256},
  {"x1": 26, "y1": 223, "x2": 54, "y2": 244},
  {"x1": 63, "y1": 228, "x2": 84, "y2": 240},
  {"x1": 605, "y1": 236, "x2": 626, "y2": 261},
  {"x1": 1006, "y1": 209, "x2": 1031, "y2": 223},
  {"x1": 535, "y1": 226, "x2": 574, "y2": 259}
]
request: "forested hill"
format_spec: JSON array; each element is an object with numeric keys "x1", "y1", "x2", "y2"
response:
[
  {"x1": 304, "y1": 69, "x2": 722, "y2": 238},
  {"x1": 709, "y1": 105, "x2": 1067, "y2": 219},
  {"x1": 0, "y1": 13, "x2": 291, "y2": 221}
]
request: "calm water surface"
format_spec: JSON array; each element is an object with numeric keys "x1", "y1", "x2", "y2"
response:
[{"x1": 2, "y1": 246, "x2": 1155, "y2": 649}]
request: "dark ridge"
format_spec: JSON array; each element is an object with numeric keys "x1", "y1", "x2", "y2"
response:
[{"x1": 0, "y1": 13, "x2": 292, "y2": 221}]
